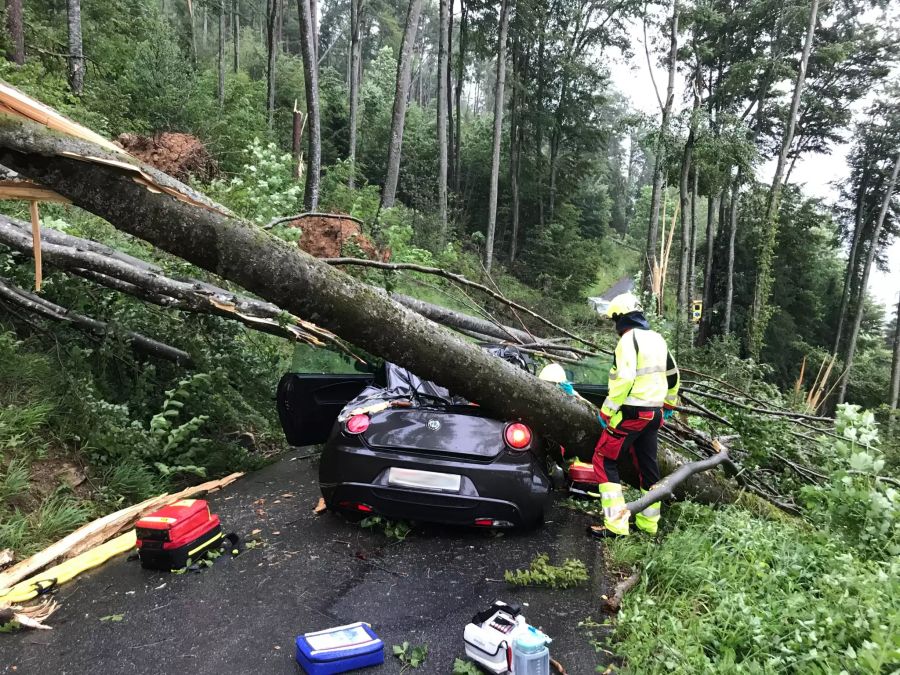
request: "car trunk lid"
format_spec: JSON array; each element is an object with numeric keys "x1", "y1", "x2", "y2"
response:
[{"x1": 362, "y1": 409, "x2": 507, "y2": 461}]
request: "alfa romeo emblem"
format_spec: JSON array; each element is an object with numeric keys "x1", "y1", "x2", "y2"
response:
[{"x1": 427, "y1": 419, "x2": 441, "y2": 431}]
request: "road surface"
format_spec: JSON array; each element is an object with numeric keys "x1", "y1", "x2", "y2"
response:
[{"x1": 3, "y1": 449, "x2": 615, "y2": 674}]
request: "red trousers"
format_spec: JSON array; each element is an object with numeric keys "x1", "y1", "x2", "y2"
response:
[{"x1": 593, "y1": 407, "x2": 662, "y2": 488}]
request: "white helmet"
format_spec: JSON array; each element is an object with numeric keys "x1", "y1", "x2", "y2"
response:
[
  {"x1": 605, "y1": 292, "x2": 642, "y2": 319},
  {"x1": 538, "y1": 363, "x2": 567, "y2": 383}
]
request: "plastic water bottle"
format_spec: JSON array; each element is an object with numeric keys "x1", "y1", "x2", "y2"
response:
[{"x1": 511, "y1": 625, "x2": 550, "y2": 675}]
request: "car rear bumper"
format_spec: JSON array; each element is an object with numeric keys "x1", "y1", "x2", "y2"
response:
[{"x1": 320, "y1": 443, "x2": 551, "y2": 527}]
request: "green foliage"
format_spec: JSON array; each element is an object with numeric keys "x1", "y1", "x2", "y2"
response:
[
  {"x1": 360, "y1": 515, "x2": 412, "y2": 542},
  {"x1": 392, "y1": 642, "x2": 428, "y2": 672},
  {"x1": 504, "y1": 553, "x2": 589, "y2": 589},
  {"x1": 0, "y1": 457, "x2": 30, "y2": 502},
  {"x1": 208, "y1": 138, "x2": 304, "y2": 224},
  {"x1": 801, "y1": 404, "x2": 899, "y2": 559},
  {"x1": 452, "y1": 658, "x2": 482, "y2": 674},
  {"x1": 608, "y1": 502, "x2": 900, "y2": 674}
]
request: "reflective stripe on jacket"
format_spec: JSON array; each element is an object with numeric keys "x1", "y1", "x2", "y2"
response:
[{"x1": 601, "y1": 328, "x2": 680, "y2": 426}]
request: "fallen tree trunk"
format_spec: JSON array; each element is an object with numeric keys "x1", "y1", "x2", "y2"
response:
[
  {"x1": 0, "y1": 108, "x2": 749, "y2": 509},
  {"x1": 0, "y1": 275, "x2": 194, "y2": 365}
]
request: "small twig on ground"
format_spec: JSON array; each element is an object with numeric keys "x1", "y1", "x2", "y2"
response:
[{"x1": 605, "y1": 567, "x2": 641, "y2": 612}]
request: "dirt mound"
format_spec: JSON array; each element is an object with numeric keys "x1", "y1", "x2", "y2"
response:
[
  {"x1": 117, "y1": 132, "x2": 217, "y2": 182},
  {"x1": 290, "y1": 214, "x2": 389, "y2": 261}
]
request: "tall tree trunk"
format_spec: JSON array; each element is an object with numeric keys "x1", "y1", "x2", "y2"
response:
[
  {"x1": 381, "y1": 0, "x2": 424, "y2": 209},
  {"x1": 833, "y1": 150, "x2": 871, "y2": 354},
  {"x1": 508, "y1": 43, "x2": 521, "y2": 263},
  {"x1": 66, "y1": 0, "x2": 84, "y2": 95},
  {"x1": 232, "y1": 0, "x2": 240, "y2": 72},
  {"x1": 747, "y1": 0, "x2": 819, "y2": 359},
  {"x1": 484, "y1": 0, "x2": 510, "y2": 273},
  {"x1": 677, "y1": 75, "x2": 699, "y2": 323},
  {"x1": 453, "y1": 0, "x2": 467, "y2": 192},
  {"x1": 688, "y1": 168, "x2": 698, "y2": 302},
  {"x1": 266, "y1": 0, "x2": 277, "y2": 128},
  {"x1": 697, "y1": 190, "x2": 720, "y2": 345},
  {"x1": 724, "y1": 178, "x2": 739, "y2": 335},
  {"x1": 643, "y1": 0, "x2": 679, "y2": 294},
  {"x1": 436, "y1": 0, "x2": 450, "y2": 236},
  {"x1": 297, "y1": 0, "x2": 321, "y2": 209},
  {"x1": 217, "y1": 2, "x2": 225, "y2": 106},
  {"x1": 838, "y1": 151, "x2": 900, "y2": 404},
  {"x1": 203, "y1": 6, "x2": 208, "y2": 50},
  {"x1": 891, "y1": 292, "x2": 900, "y2": 409},
  {"x1": 348, "y1": 0, "x2": 362, "y2": 188},
  {"x1": 5, "y1": 0, "x2": 24, "y2": 65},
  {"x1": 186, "y1": 0, "x2": 197, "y2": 63},
  {"x1": 446, "y1": 0, "x2": 455, "y2": 190}
]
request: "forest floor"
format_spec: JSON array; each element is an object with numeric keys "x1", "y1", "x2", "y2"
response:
[{"x1": 2, "y1": 448, "x2": 616, "y2": 674}]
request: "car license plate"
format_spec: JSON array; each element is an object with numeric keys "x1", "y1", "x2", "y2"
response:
[{"x1": 387, "y1": 467, "x2": 461, "y2": 493}]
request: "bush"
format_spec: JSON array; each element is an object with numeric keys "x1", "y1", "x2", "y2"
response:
[{"x1": 608, "y1": 502, "x2": 900, "y2": 674}]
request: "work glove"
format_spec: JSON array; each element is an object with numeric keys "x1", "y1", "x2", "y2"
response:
[
  {"x1": 663, "y1": 408, "x2": 675, "y2": 421},
  {"x1": 598, "y1": 412, "x2": 610, "y2": 429},
  {"x1": 558, "y1": 381, "x2": 575, "y2": 396}
]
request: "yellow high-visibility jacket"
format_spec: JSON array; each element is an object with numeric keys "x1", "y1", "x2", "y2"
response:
[{"x1": 600, "y1": 328, "x2": 679, "y2": 427}]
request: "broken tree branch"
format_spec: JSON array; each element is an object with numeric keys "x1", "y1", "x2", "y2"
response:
[
  {"x1": 325, "y1": 256, "x2": 610, "y2": 354},
  {"x1": 605, "y1": 566, "x2": 641, "y2": 612},
  {"x1": 624, "y1": 447, "x2": 732, "y2": 516},
  {"x1": 681, "y1": 386, "x2": 834, "y2": 423},
  {"x1": 0, "y1": 275, "x2": 194, "y2": 365},
  {"x1": 0, "y1": 214, "x2": 357, "y2": 355}
]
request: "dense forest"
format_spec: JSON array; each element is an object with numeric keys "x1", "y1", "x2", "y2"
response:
[{"x1": 0, "y1": 0, "x2": 898, "y2": 671}]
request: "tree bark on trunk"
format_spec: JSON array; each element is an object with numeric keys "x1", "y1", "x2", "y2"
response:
[
  {"x1": 348, "y1": 0, "x2": 362, "y2": 188},
  {"x1": 484, "y1": 0, "x2": 510, "y2": 273},
  {"x1": 310, "y1": 0, "x2": 318, "y2": 61},
  {"x1": 186, "y1": 0, "x2": 198, "y2": 64},
  {"x1": 697, "y1": 190, "x2": 719, "y2": 345},
  {"x1": 381, "y1": 0, "x2": 424, "y2": 209},
  {"x1": 66, "y1": 0, "x2": 85, "y2": 95},
  {"x1": 453, "y1": 0, "x2": 467, "y2": 192},
  {"x1": 266, "y1": 0, "x2": 277, "y2": 128},
  {"x1": 724, "y1": 178, "x2": 739, "y2": 335},
  {"x1": 834, "y1": 151, "x2": 871, "y2": 355},
  {"x1": 688, "y1": 168, "x2": 698, "y2": 302},
  {"x1": 232, "y1": 0, "x2": 240, "y2": 72},
  {"x1": 436, "y1": 0, "x2": 450, "y2": 237},
  {"x1": 643, "y1": 0, "x2": 678, "y2": 294},
  {"x1": 446, "y1": 0, "x2": 455, "y2": 191},
  {"x1": 5, "y1": 0, "x2": 24, "y2": 65},
  {"x1": 837, "y1": 151, "x2": 900, "y2": 404},
  {"x1": 217, "y1": 1, "x2": 225, "y2": 106},
  {"x1": 0, "y1": 113, "x2": 768, "y2": 509},
  {"x1": 677, "y1": 75, "x2": 699, "y2": 324},
  {"x1": 748, "y1": 0, "x2": 819, "y2": 359},
  {"x1": 891, "y1": 292, "x2": 900, "y2": 409},
  {"x1": 509, "y1": 55, "x2": 521, "y2": 263},
  {"x1": 297, "y1": 0, "x2": 321, "y2": 209}
]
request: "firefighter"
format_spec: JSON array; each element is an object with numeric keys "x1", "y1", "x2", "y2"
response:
[{"x1": 589, "y1": 292, "x2": 680, "y2": 539}]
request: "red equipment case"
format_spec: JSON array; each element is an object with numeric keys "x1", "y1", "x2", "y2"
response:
[{"x1": 135, "y1": 499, "x2": 222, "y2": 571}]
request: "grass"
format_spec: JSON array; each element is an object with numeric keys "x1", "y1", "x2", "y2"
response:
[
  {"x1": 505, "y1": 553, "x2": 589, "y2": 589},
  {"x1": 604, "y1": 502, "x2": 900, "y2": 674}
]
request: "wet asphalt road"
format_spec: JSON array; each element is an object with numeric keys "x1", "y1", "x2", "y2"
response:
[{"x1": 2, "y1": 449, "x2": 614, "y2": 674}]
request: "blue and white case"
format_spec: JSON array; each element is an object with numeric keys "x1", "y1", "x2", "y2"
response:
[{"x1": 295, "y1": 622, "x2": 385, "y2": 675}]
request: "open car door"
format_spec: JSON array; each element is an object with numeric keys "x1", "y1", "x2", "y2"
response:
[{"x1": 276, "y1": 373, "x2": 374, "y2": 447}]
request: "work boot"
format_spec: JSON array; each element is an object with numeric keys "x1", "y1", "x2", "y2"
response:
[
  {"x1": 588, "y1": 524, "x2": 628, "y2": 540},
  {"x1": 634, "y1": 489, "x2": 660, "y2": 535}
]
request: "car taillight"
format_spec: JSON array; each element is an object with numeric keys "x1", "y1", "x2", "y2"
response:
[
  {"x1": 346, "y1": 414, "x2": 370, "y2": 434},
  {"x1": 504, "y1": 422, "x2": 532, "y2": 450},
  {"x1": 339, "y1": 500, "x2": 373, "y2": 512}
]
